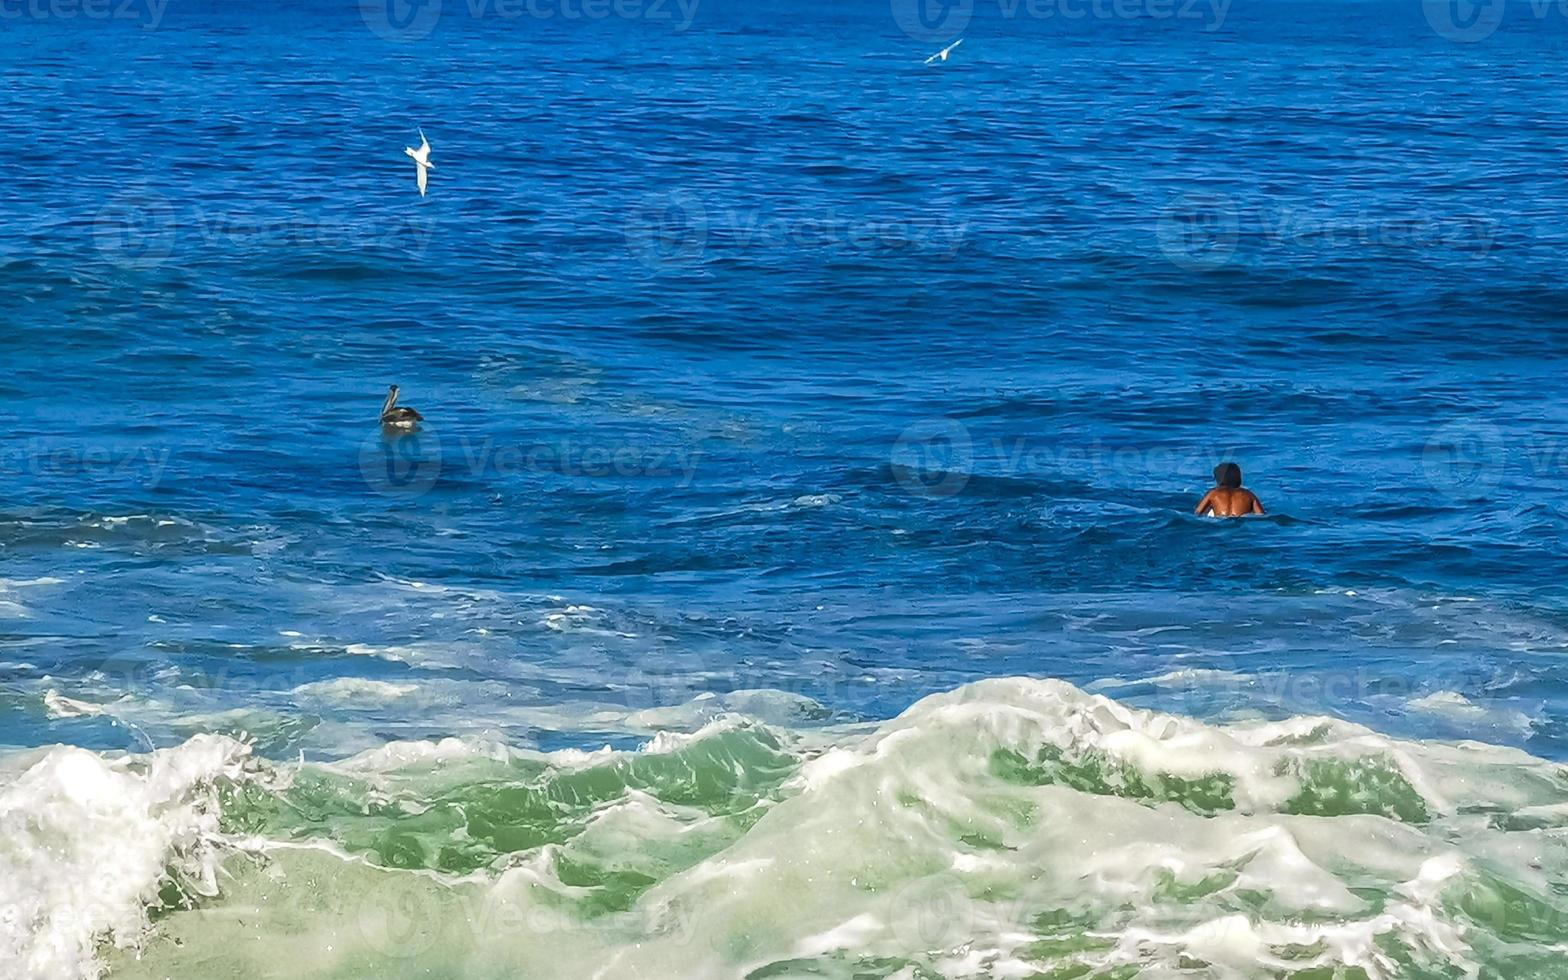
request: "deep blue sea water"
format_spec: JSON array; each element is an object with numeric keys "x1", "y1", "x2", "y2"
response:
[{"x1": 7, "y1": 1, "x2": 1568, "y2": 977}]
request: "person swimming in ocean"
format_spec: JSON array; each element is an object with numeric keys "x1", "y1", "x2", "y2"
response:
[{"x1": 1194, "y1": 462, "x2": 1265, "y2": 517}]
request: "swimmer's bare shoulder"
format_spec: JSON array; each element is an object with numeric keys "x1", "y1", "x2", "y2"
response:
[
  {"x1": 1196, "y1": 488, "x2": 1265, "y2": 516},
  {"x1": 1231, "y1": 488, "x2": 1265, "y2": 516},
  {"x1": 1195, "y1": 463, "x2": 1266, "y2": 517}
]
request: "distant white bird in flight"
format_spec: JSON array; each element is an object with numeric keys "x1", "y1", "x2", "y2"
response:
[
  {"x1": 924, "y1": 38, "x2": 963, "y2": 65},
  {"x1": 404, "y1": 129, "x2": 434, "y2": 197}
]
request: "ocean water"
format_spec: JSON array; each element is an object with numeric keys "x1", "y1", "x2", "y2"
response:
[{"x1": 7, "y1": 0, "x2": 1568, "y2": 976}]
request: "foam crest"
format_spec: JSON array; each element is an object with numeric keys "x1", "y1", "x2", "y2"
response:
[
  {"x1": 0, "y1": 735, "x2": 251, "y2": 980},
  {"x1": 31, "y1": 679, "x2": 1568, "y2": 979}
]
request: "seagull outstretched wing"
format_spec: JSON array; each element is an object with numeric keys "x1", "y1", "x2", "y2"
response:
[
  {"x1": 405, "y1": 130, "x2": 433, "y2": 197},
  {"x1": 924, "y1": 38, "x2": 963, "y2": 64}
]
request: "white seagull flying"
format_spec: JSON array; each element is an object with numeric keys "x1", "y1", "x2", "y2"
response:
[
  {"x1": 404, "y1": 129, "x2": 434, "y2": 197},
  {"x1": 923, "y1": 38, "x2": 963, "y2": 65}
]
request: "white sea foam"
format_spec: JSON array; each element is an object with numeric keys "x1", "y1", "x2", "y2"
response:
[
  {"x1": 1090, "y1": 668, "x2": 1253, "y2": 690},
  {"x1": 0, "y1": 735, "x2": 250, "y2": 980},
  {"x1": 626, "y1": 689, "x2": 832, "y2": 732},
  {"x1": 329, "y1": 736, "x2": 520, "y2": 773},
  {"x1": 791, "y1": 493, "x2": 840, "y2": 508},
  {"x1": 341, "y1": 642, "x2": 459, "y2": 669},
  {"x1": 1408, "y1": 690, "x2": 1537, "y2": 736},
  {"x1": 290, "y1": 678, "x2": 419, "y2": 706},
  {"x1": 0, "y1": 576, "x2": 65, "y2": 618},
  {"x1": 42, "y1": 691, "x2": 112, "y2": 719},
  {"x1": 19, "y1": 677, "x2": 1568, "y2": 980},
  {"x1": 540, "y1": 604, "x2": 637, "y2": 638}
]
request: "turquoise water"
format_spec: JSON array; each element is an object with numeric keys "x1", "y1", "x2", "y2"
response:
[{"x1": 5, "y1": 0, "x2": 1568, "y2": 975}]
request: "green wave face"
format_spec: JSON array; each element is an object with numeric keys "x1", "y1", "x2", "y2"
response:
[
  {"x1": 90, "y1": 680, "x2": 1568, "y2": 980},
  {"x1": 219, "y1": 724, "x2": 798, "y2": 883}
]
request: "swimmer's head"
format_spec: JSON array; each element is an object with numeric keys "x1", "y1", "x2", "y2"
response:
[{"x1": 1213, "y1": 462, "x2": 1242, "y2": 488}]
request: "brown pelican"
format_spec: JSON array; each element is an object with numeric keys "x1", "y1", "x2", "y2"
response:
[{"x1": 380, "y1": 385, "x2": 424, "y2": 429}]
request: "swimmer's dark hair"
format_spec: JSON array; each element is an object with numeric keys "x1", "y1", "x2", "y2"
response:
[{"x1": 1213, "y1": 462, "x2": 1242, "y2": 488}]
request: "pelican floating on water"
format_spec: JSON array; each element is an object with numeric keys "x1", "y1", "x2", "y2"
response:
[
  {"x1": 404, "y1": 129, "x2": 434, "y2": 197},
  {"x1": 380, "y1": 385, "x2": 424, "y2": 428}
]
